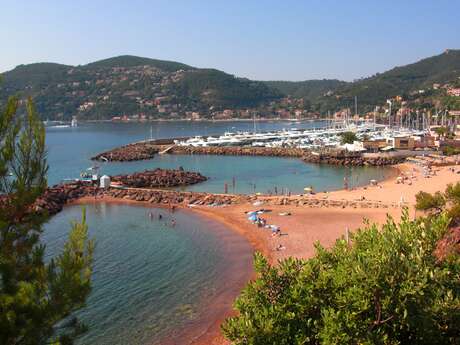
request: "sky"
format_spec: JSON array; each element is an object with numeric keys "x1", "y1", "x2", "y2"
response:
[{"x1": 1, "y1": 0, "x2": 459, "y2": 81}]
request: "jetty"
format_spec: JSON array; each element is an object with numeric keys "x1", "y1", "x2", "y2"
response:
[
  {"x1": 92, "y1": 142, "x2": 411, "y2": 166},
  {"x1": 110, "y1": 168, "x2": 207, "y2": 188}
]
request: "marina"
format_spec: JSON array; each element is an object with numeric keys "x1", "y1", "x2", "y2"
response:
[{"x1": 172, "y1": 121, "x2": 430, "y2": 151}]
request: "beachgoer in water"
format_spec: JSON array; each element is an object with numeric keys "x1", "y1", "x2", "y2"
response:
[
  {"x1": 171, "y1": 219, "x2": 176, "y2": 227},
  {"x1": 158, "y1": 214, "x2": 163, "y2": 220}
]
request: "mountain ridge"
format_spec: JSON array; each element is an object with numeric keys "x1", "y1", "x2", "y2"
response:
[{"x1": 1, "y1": 50, "x2": 459, "y2": 120}]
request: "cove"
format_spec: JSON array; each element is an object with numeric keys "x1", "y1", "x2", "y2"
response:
[{"x1": 42, "y1": 202, "x2": 253, "y2": 345}]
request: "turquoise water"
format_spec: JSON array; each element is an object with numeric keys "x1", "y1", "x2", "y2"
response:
[
  {"x1": 46, "y1": 121, "x2": 392, "y2": 193},
  {"x1": 42, "y1": 121, "x2": 393, "y2": 344},
  {"x1": 43, "y1": 203, "x2": 252, "y2": 345}
]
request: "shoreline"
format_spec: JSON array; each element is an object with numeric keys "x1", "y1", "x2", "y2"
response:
[
  {"x1": 64, "y1": 162, "x2": 460, "y2": 345},
  {"x1": 69, "y1": 197, "x2": 255, "y2": 345},
  {"x1": 66, "y1": 196, "x2": 255, "y2": 345},
  {"x1": 75, "y1": 118, "x2": 322, "y2": 124}
]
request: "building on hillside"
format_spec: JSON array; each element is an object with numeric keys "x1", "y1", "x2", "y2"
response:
[
  {"x1": 186, "y1": 112, "x2": 201, "y2": 120},
  {"x1": 223, "y1": 109, "x2": 234, "y2": 117},
  {"x1": 334, "y1": 109, "x2": 350, "y2": 121},
  {"x1": 447, "y1": 88, "x2": 460, "y2": 97}
]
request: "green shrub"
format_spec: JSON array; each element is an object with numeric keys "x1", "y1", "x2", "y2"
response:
[
  {"x1": 340, "y1": 131, "x2": 358, "y2": 145},
  {"x1": 222, "y1": 210, "x2": 460, "y2": 345}
]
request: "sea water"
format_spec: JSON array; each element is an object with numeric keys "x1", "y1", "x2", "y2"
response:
[
  {"x1": 43, "y1": 121, "x2": 393, "y2": 344},
  {"x1": 46, "y1": 121, "x2": 393, "y2": 193},
  {"x1": 43, "y1": 203, "x2": 252, "y2": 345}
]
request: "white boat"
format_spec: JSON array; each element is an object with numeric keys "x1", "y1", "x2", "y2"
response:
[{"x1": 173, "y1": 123, "x2": 429, "y2": 150}]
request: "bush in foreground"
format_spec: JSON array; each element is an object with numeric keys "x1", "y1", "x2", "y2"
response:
[
  {"x1": 222, "y1": 210, "x2": 460, "y2": 344},
  {"x1": 416, "y1": 182, "x2": 460, "y2": 226}
]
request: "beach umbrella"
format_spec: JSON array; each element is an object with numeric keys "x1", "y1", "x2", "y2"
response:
[{"x1": 248, "y1": 214, "x2": 258, "y2": 222}]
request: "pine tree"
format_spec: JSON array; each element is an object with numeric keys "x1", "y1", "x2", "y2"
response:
[{"x1": 0, "y1": 96, "x2": 94, "y2": 345}]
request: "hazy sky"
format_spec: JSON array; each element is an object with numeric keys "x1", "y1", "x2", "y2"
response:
[{"x1": 1, "y1": 0, "x2": 459, "y2": 81}]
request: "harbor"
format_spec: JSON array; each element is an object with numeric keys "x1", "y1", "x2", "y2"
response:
[
  {"x1": 38, "y1": 120, "x2": 460, "y2": 345},
  {"x1": 90, "y1": 119, "x2": 441, "y2": 167}
]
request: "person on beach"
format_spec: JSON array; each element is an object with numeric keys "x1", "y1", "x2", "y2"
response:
[{"x1": 276, "y1": 244, "x2": 285, "y2": 251}]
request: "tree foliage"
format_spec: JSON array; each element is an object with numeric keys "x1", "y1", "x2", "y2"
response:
[
  {"x1": 416, "y1": 182, "x2": 460, "y2": 226},
  {"x1": 0, "y1": 96, "x2": 94, "y2": 345},
  {"x1": 222, "y1": 210, "x2": 460, "y2": 344},
  {"x1": 340, "y1": 131, "x2": 358, "y2": 144}
]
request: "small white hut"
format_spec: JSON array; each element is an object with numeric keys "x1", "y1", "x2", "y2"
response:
[{"x1": 100, "y1": 175, "x2": 111, "y2": 188}]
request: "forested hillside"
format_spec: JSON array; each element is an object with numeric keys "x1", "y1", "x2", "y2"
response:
[
  {"x1": 0, "y1": 55, "x2": 282, "y2": 120},
  {"x1": 1, "y1": 50, "x2": 459, "y2": 120}
]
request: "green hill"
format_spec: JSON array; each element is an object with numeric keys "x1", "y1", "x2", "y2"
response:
[
  {"x1": 178, "y1": 69, "x2": 282, "y2": 108},
  {"x1": 263, "y1": 50, "x2": 460, "y2": 113},
  {"x1": 84, "y1": 55, "x2": 194, "y2": 72},
  {"x1": 319, "y1": 49, "x2": 460, "y2": 112},
  {"x1": 0, "y1": 63, "x2": 71, "y2": 94},
  {"x1": 263, "y1": 79, "x2": 348, "y2": 99},
  {"x1": 1, "y1": 50, "x2": 459, "y2": 120},
  {"x1": 0, "y1": 56, "x2": 282, "y2": 120}
]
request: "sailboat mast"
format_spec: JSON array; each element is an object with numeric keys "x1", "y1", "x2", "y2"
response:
[{"x1": 354, "y1": 96, "x2": 358, "y2": 124}]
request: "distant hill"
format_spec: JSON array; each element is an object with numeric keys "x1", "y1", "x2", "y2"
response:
[
  {"x1": 1, "y1": 50, "x2": 460, "y2": 120},
  {"x1": 178, "y1": 69, "x2": 281, "y2": 108},
  {"x1": 0, "y1": 55, "x2": 282, "y2": 120},
  {"x1": 263, "y1": 50, "x2": 460, "y2": 113},
  {"x1": 83, "y1": 55, "x2": 194, "y2": 72},
  {"x1": 263, "y1": 79, "x2": 348, "y2": 99},
  {"x1": 317, "y1": 49, "x2": 460, "y2": 112}
]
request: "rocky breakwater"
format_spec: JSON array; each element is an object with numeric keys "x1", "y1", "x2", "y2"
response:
[
  {"x1": 161, "y1": 145, "x2": 307, "y2": 158},
  {"x1": 33, "y1": 182, "x2": 102, "y2": 216},
  {"x1": 92, "y1": 142, "x2": 159, "y2": 162},
  {"x1": 92, "y1": 143, "x2": 307, "y2": 162},
  {"x1": 302, "y1": 151, "x2": 406, "y2": 166},
  {"x1": 111, "y1": 168, "x2": 208, "y2": 188},
  {"x1": 105, "y1": 188, "x2": 248, "y2": 206}
]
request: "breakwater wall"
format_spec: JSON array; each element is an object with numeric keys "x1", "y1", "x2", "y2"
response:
[
  {"x1": 111, "y1": 168, "x2": 207, "y2": 188},
  {"x1": 92, "y1": 142, "x2": 405, "y2": 166},
  {"x1": 34, "y1": 183, "x2": 102, "y2": 216},
  {"x1": 94, "y1": 142, "x2": 160, "y2": 161},
  {"x1": 302, "y1": 151, "x2": 406, "y2": 166},
  {"x1": 33, "y1": 182, "x2": 400, "y2": 218}
]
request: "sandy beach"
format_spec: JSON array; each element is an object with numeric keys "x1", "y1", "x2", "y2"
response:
[
  {"x1": 195, "y1": 163, "x2": 459, "y2": 263},
  {"x1": 70, "y1": 162, "x2": 459, "y2": 345}
]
